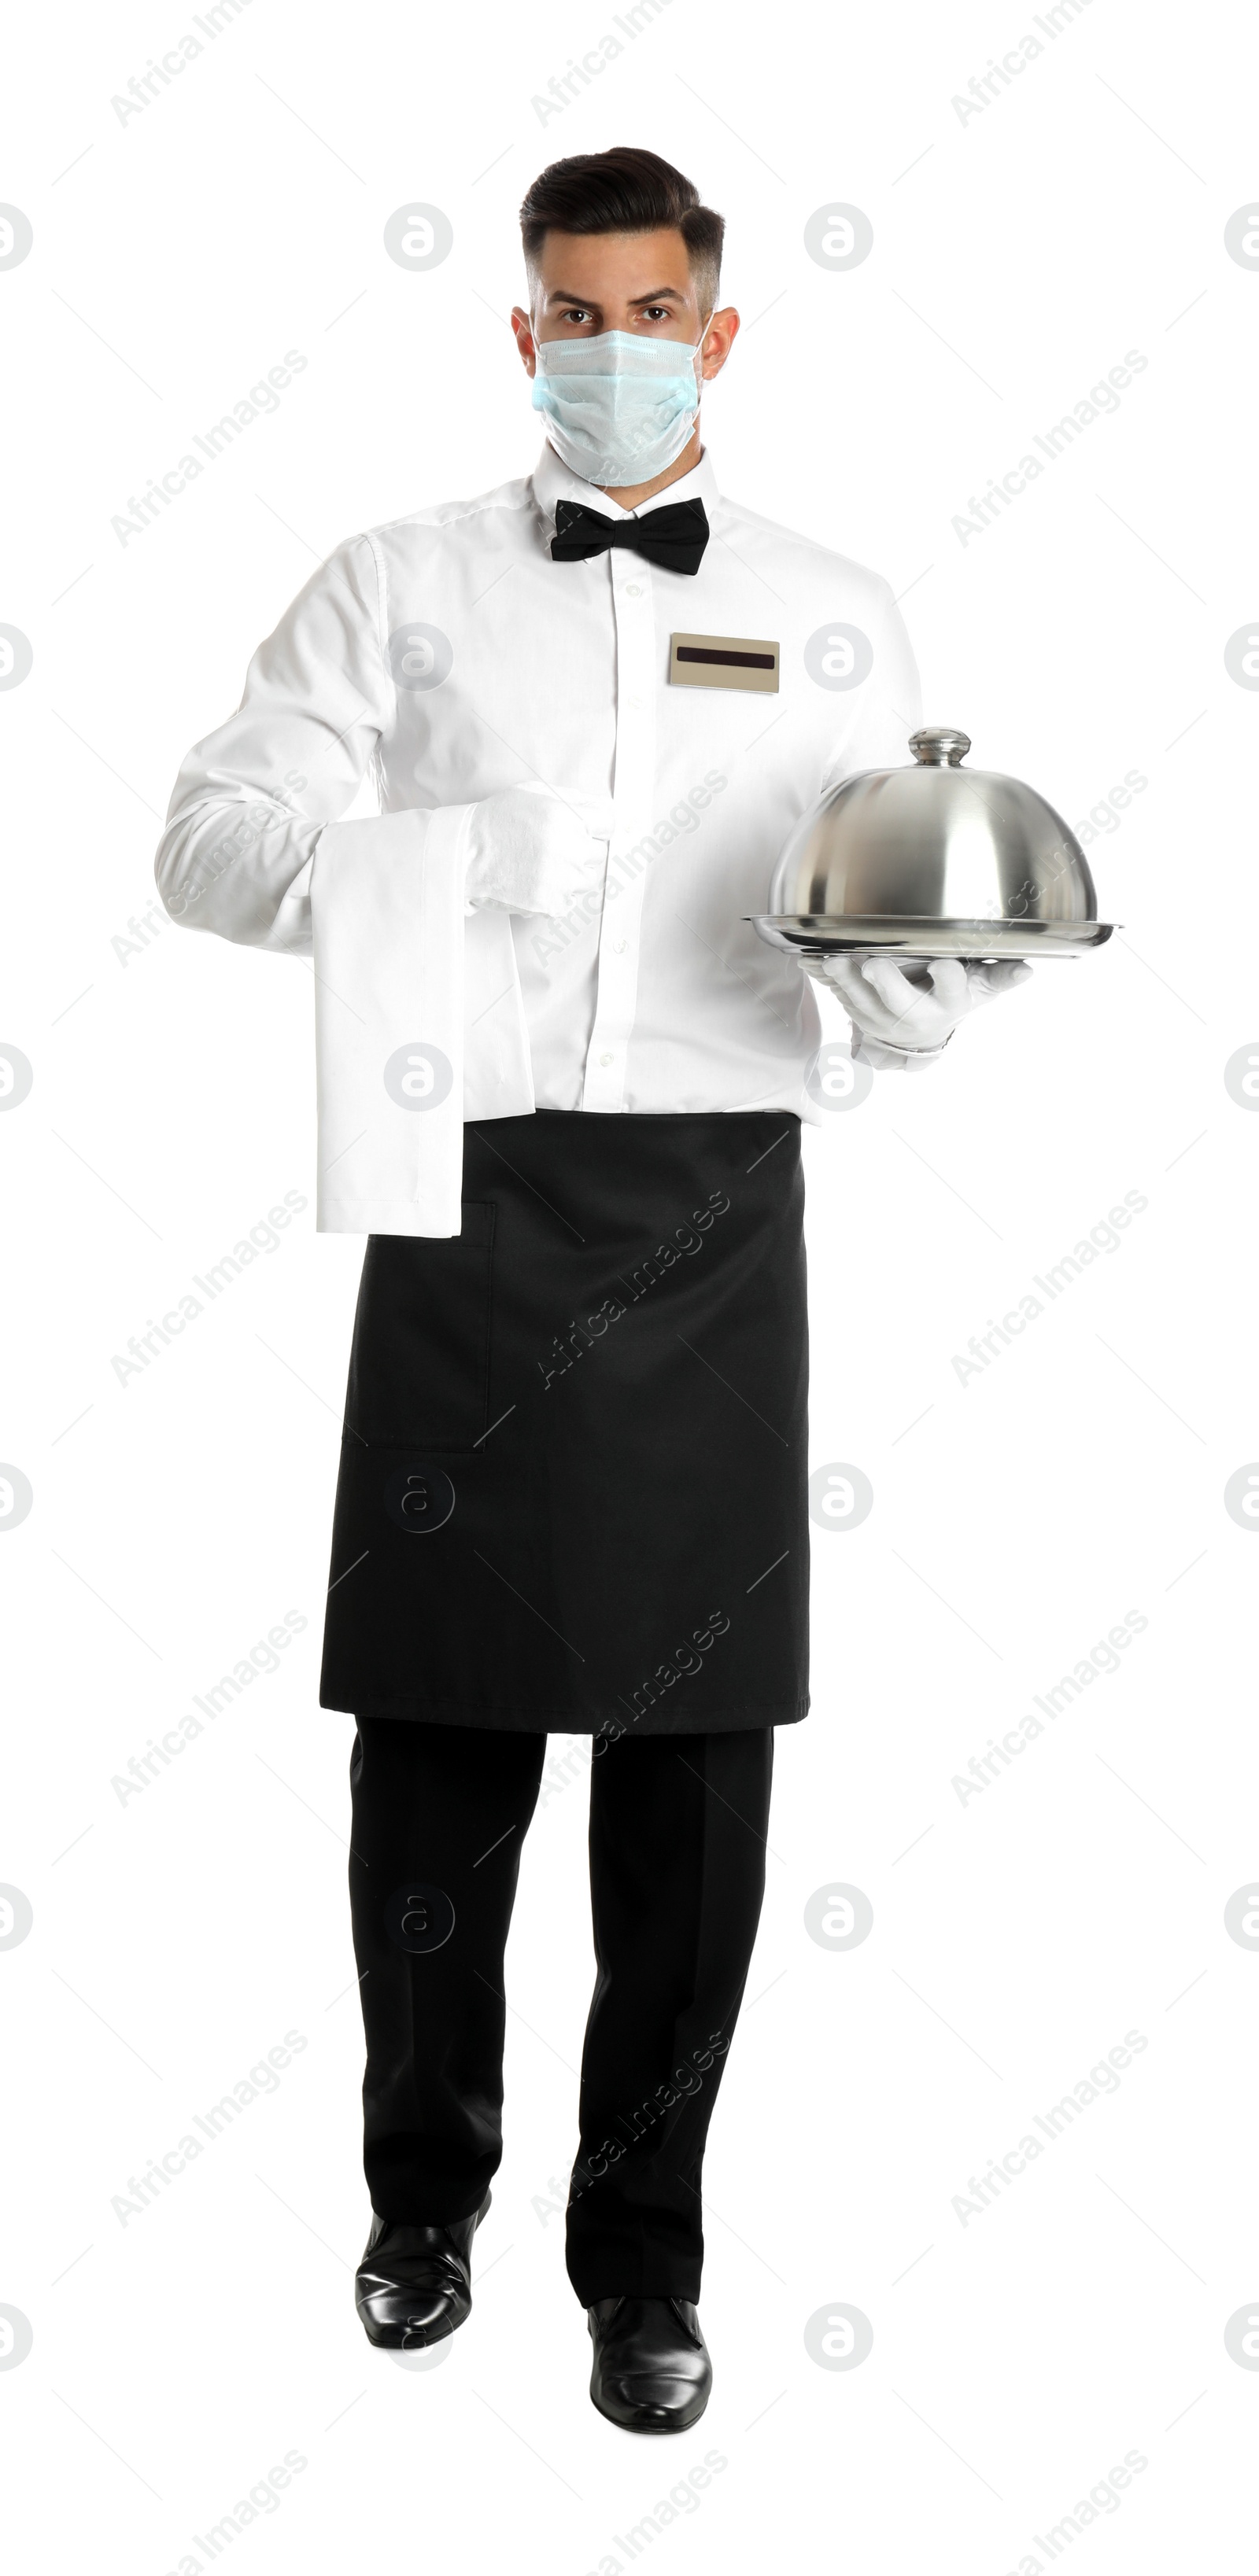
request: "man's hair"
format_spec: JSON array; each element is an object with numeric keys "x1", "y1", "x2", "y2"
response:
[{"x1": 519, "y1": 147, "x2": 724, "y2": 310}]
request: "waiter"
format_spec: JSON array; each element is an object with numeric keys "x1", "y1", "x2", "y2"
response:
[{"x1": 156, "y1": 145, "x2": 1027, "y2": 2433}]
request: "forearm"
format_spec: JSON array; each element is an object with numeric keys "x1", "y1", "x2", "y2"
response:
[
  {"x1": 154, "y1": 533, "x2": 393, "y2": 955},
  {"x1": 155, "y1": 780, "x2": 320, "y2": 952}
]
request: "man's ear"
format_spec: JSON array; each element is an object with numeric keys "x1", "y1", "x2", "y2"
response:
[
  {"x1": 700, "y1": 307, "x2": 740, "y2": 384},
  {"x1": 510, "y1": 305, "x2": 537, "y2": 378}
]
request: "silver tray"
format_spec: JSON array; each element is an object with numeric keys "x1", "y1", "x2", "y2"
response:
[{"x1": 749, "y1": 913, "x2": 1117, "y2": 962}]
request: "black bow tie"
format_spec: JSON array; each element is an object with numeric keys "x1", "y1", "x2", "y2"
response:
[{"x1": 551, "y1": 496, "x2": 709, "y2": 577}]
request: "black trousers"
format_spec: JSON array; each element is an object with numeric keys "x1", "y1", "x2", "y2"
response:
[{"x1": 349, "y1": 1715, "x2": 774, "y2": 2303}]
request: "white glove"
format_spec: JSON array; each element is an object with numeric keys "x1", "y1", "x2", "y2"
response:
[
  {"x1": 463, "y1": 781, "x2": 611, "y2": 919},
  {"x1": 804, "y1": 953, "x2": 1031, "y2": 1068}
]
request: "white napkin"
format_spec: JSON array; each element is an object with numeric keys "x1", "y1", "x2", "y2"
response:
[{"x1": 310, "y1": 805, "x2": 534, "y2": 1236}]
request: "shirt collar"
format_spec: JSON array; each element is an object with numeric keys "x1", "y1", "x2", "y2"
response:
[{"x1": 530, "y1": 439, "x2": 718, "y2": 531}]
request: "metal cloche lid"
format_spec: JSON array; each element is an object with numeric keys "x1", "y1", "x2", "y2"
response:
[{"x1": 767, "y1": 726, "x2": 1099, "y2": 927}]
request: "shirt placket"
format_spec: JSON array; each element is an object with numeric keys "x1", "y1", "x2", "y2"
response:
[{"x1": 580, "y1": 545, "x2": 658, "y2": 1111}]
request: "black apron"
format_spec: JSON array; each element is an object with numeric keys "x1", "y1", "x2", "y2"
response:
[{"x1": 319, "y1": 1110, "x2": 809, "y2": 1734}]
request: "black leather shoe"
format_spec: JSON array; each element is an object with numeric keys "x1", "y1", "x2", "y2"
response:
[
  {"x1": 355, "y1": 2190, "x2": 490, "y2": 2348},
  {"x1": 587, "y1": 2295, "x2": 712, "y2": 2432}
]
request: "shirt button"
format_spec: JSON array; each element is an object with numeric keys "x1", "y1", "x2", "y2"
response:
[
  {"x1": 613, "y1": 937, "x2": 627, "y2": 954},
  {"x1": 625, "y1": 582, "x2": 643, "y2": 597},
  {"x1": 626, "y1": 693, "x2": 643, "y2": 709},
  {"x1": 599, "y1": 1051, "x2": 614, "y2": 1067}
]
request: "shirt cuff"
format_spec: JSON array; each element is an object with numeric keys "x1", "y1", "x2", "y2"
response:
[{"x1": 852, "y1": 1027, "x2": 953, "y2": 1071}]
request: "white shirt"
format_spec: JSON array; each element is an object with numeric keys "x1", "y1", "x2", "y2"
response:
[{"x1": 156, "y1": 442, "x2": 924, "y2": 1233}]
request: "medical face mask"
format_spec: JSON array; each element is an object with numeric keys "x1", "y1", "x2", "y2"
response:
[{"x1": 530, "y1": 320, "x2": 711, "y2": 485}]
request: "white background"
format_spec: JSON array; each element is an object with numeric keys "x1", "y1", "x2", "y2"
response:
[{"x1": 2, "y1": 0, "x2": 1258, "y2": 2568}]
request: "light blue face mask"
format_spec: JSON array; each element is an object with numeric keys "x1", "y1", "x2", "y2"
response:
[{"x1": 530, "y1": 322, "x2": 711, "y2": 487}]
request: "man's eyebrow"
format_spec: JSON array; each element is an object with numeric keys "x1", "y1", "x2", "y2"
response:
[{"x1": 545, "y1": 284, "x2": 688, "y2": 306}]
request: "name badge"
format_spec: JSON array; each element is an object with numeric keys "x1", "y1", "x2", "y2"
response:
[{"x1": 668, "y1": 632, "x2": 779, "y2": 694}]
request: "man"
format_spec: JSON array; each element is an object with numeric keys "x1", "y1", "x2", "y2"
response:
[{"x1": 155, "y1": 145, "x2": 1027, "y2": 2432}]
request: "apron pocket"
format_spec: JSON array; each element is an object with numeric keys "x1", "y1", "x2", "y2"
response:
[{"x1": 344, "y1": 1201, "x2": 496, "y2": 1450}]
